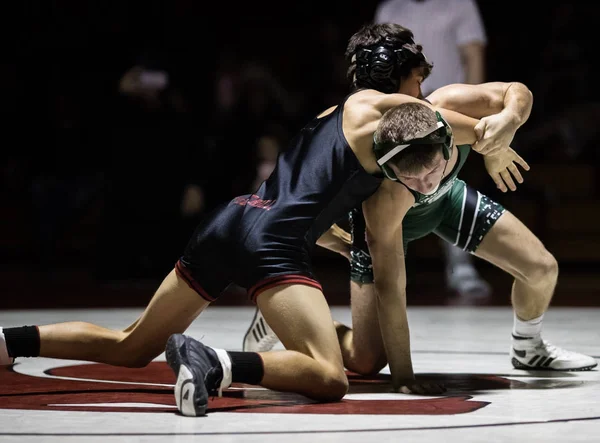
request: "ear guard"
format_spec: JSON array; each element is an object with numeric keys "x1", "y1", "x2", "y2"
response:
[
  {"x1": 373, "y1": 111, "x2": 453, "y2": 180},
  {"x1": 355, "y1": 38, "x2": 427, "y2": 94}
]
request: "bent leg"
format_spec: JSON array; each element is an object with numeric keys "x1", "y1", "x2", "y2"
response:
[
  {"x1": 257, "y1": 284, "x2": 349, "y2": 401},
  {"x1": 473, "y1": 211, "x2": 558, "y2": 320},
  {"x1": 474, "y1": 210, "x2": 596, "y2": 371},
  {"x1": 36, "y1": 268, "x2": 210, "y2": 367},
  {"x1": 333, "y1": 207, "x2": 387, "y2": 375},
  {"x1": 336, "y1": 281, "x2": 387, "y2": 375}
]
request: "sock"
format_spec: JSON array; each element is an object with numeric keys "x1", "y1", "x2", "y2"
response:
[
  {"x1": 3, "y1": 326, "x2": 41, "y2": 358},
  {"x1": 227, "y1": 351, "x2": 264, "y2": 385},
  {"x1": 513, "y1": 313, "x2": 544, "y2": 340},
  {"x1": 0, "y1": 328, "x2": 13, "y2": 363}
]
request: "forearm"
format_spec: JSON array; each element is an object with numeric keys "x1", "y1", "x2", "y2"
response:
[
  {"x1": 434, "y1": 108, "x2": 479, "y2": 145},
  {"x1": 461, "y1": 42, "x2": 486, "y2": 85},
  {"x1": 375, "y1": 280, "x2": 414, "y2": 387},
  {"x1": 363, "y1": 185, "x2": 416, "y2": 388},
  {"x1": 464, "y1": 63, "x2": 485, "y2": 85},
  {"x1": 428, "y1": 82, "x2": 532, "y2": 123},
  {"x1": 500, "y1": 82, "x2": 533, "y2": 129}
]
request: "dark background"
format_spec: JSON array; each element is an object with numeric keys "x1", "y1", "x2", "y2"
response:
[{"x1": 2, "y1": 1, "x2": 599, "y2": 309}]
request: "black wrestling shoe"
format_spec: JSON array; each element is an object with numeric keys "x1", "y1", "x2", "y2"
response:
[{"x1": 165, "y1": 334, "x2": 228, "y2": 416}]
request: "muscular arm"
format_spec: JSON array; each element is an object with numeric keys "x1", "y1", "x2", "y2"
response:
[
  {"x1": 373, "y1": 93, "x2": 480, "y2": 146},
  {"x1": 426, "y1": 82, "x2": 533, "y2": 157},
  {"x1": 362, "y1": 181, "x2": 415, "y2": 390},
  {"x1": 426, "y1": 82, "x2": 533, "y2": 129},
  {"x1": 346, "y1": 89, "x2": 502, "y2": 170}
]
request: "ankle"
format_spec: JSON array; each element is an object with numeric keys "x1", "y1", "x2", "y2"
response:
[
  {"x1": 513, "y1": 313, "x2": 544, "y2": 339},
  {"x1": 3, "y1": 326, "x2": 41, "y2": 358},
  {"x1": 227, "y1": 351, "x2": 264, "y2": 385}
]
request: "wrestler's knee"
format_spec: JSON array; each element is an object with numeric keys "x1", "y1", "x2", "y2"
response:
[
  {"x1": 313, "y1": 365, "x2": 349, "y2": 401},
  {"x1": 352, "y1": 354, "x2": 387, "y2": 377},
  {"x1": 114, "y1": 333, "x2": 165, "y2": 368},
  {"x1": 522, "y1": 248, "x2": 559, "y2": 287}
]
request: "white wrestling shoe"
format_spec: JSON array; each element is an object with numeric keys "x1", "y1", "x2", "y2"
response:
[
  {"x1": 0, "y1": 328, "x2": 15, "y2": 365},
  {"x1": 242, "y1": 308, "x2": 280, "y2": 352},
  {"x1": 511, "y1": 337, "x2": 597, "y2": 371}
]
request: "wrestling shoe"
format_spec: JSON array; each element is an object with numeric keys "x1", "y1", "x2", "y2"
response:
[
  {"x1": 165, "y1": 334, "x2": 232, "y2": 417},
  {"x1": 0, "y1": 328, "x2": 14, "y2": 365},
  {"x1": 511, "y1": 337, "x2": 598, "y2": 371},
  {"x1": 242, "y1": 307, "x2": 280, "y2": 352},
  {"x1": 446, "y1": 263, "x2": 492, "y2": 305}
]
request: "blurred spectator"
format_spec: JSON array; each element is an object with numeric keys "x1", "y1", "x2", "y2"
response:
[
  {"x1": 374, "y1": 0, "x2": 492, "y2": 304},
  {"x1": 95, "y1": 51, "x2": 207, "y2": 281},
  {"x1": 250, "y1": 123, "x2": 289, "y2": 192},
  {"x1": 212, "y1": 61, "x2": 298, "y2": 198}
]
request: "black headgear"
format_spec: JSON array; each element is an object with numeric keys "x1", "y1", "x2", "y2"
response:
[
  {"x1": 373, "y1": 111, "x2": 453, "y2": 181},
  {"x1": 355, "y1": 37, "x2": 426, "y2": 94}
]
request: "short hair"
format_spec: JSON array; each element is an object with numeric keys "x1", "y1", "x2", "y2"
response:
[
  {"x1": 374, "y1": 102, "x2": 444, "y2": 175},
  {"x1": 345, "y1": 23, "x2": 433, "y2": 91}
]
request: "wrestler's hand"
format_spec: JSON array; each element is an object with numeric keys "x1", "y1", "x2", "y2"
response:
[
  {"x1": 394, "y1": 379, "x2": 447, "y2": 395},
  {"x1": 472, "y1": 112, "x2": 518, "y2": 156},
  {"x1": 484, "y1": 147, "x2": 530, "y2": 192},
  {"x1": 316, "y1": 224, "x2": 352, "y2": 260}
]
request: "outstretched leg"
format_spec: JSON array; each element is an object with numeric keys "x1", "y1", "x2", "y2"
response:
[{"x1": 3, "y1": 268, "x2": 209, "y2": 368}]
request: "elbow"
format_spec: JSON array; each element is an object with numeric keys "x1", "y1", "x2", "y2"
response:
[
  {"x1": 518, "y1": 82, "x2": 533, "y2": 102},
  {"x1": 512, "y1": 81, "x2": 531, "y2": 93},
  {"x1": 507, "y1": 82, "x2": 534, "y2": 123},
  {"x1": 526, "y1": 86, "x2": 534, "y2": 107},
  {"x1": 508, "y1": 82, "x2": 533, "y2": 103}
]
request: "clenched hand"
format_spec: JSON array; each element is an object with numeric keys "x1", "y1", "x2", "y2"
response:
[{"x1": 472, "y1": 113, "x2": 519, "y2": 156}]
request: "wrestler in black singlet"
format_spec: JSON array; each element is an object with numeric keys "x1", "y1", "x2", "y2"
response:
[{"x1": 176, "y1": 92, "x2": 383, "y2": 301}]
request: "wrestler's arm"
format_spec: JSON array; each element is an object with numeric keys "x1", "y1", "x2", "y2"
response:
[
  {"x1": 363, "y1": 181, "x2": 424, "y2": 392},
  {"x1": 426, "y1": 81, "x2": 533, "y2": 124},
  {"x1": 366, "y1": 89, "x2": 526, "y2": 156},
  {"x1": 427, "y1": 82, "x2": 533, "y2": 156},
  {"x1": 370, "y1": 92, "x2": 480, "y2": 148}
]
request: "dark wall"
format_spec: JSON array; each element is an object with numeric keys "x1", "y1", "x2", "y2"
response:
[{"x1": 2, "y1": 1, "x2": 599, "y2": 308}]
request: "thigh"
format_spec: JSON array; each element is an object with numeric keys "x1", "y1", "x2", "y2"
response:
[
  {"x1": 257, "y1": 284, "x2": 344, "y2": 372},
  {"x1": 123, "y1": 268, "x2": 210, "y2": 357},
  {"x1": 473, "y1": 210, "x2": 551, "y2": 277},
  {"x1": 434, "y1": 181, "x2": 505, "y2": 252}
]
